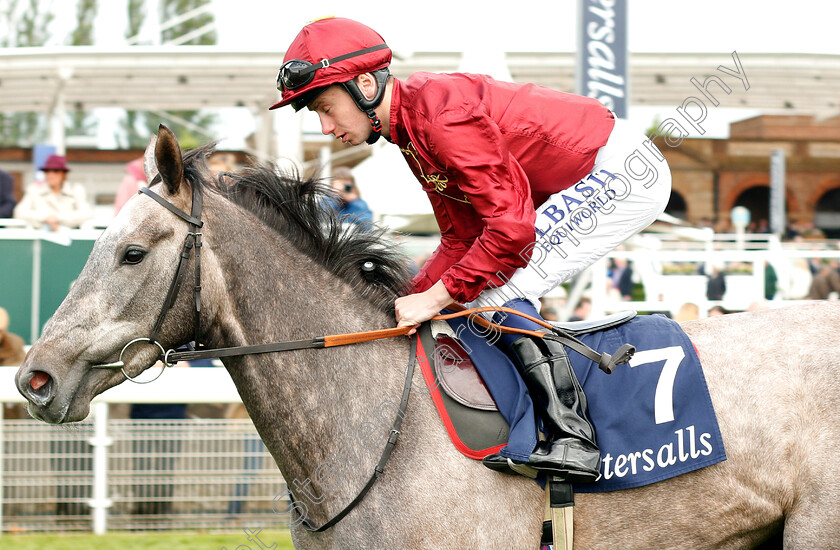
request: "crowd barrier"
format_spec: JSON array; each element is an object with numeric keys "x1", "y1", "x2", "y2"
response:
[
  {"x1": 0, "y1": 226, "x2": 103, "y2": 345},
  {"x1": 0, "y1": 367, "x2": 290, "y2": 535}
]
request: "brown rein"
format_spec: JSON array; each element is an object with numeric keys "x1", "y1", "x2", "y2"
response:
[
  {"x1": 323, "y1": 305, "x2": 551, "y2": 347},
  {"x1": 164, "y1": 305, "x2": 555, "y2": 364}
]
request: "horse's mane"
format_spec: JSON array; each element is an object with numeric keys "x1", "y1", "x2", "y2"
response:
[{"x1": 182, "y1": 144, "x2": 412, "y2": 314}]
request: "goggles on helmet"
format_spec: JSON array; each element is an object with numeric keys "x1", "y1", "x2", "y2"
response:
[{"x1": 276, "y1": 43, "x2": 389, "y2": 91}]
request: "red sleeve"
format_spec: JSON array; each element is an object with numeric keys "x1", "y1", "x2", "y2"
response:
[{"x1": 420, "y1": 108, "x2": 536, "y2": 303}]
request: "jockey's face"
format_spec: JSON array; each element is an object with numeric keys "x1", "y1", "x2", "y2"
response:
[{"x1": 308, "y1": 85, "x2": 371, "y2": 146}]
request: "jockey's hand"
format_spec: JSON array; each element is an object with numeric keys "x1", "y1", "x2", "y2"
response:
[{"x1": 395, "y1": 280, "x2": 454, "y2": 336}]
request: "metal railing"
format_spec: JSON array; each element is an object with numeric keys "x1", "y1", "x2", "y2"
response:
[{"x1": 0, "y1": 367, "x2": 291, "y2": 535}]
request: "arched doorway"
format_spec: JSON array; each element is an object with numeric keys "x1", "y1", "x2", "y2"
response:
[
  {"x1": 815, "y1": 188, "x2": 840, "y2": 238},
  {"x1": 664, "y1": 190, "x2": 688, "y2": 220},
  {"x1": 733, "y1": 186, "x2": 770, "y2": 229}
]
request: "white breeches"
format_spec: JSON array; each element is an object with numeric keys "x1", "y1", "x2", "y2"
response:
[{"x1": 470, "y1": 118, "x2": 672, "y2": 313}]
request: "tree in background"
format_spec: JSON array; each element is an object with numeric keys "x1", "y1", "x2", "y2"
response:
[
  {"x1": 120, "y1": 0, "x2": 147, "y2": 148},
  {"x1": 0, "y1": 0, "x2": 54, "y2": 47},
  {"x1": 67, "y1": 0, "x2": 99, "y2": 139},
  {"x1": 119, "y1": 0, "x2": 217, "y2": 149},
  {"x1": 162, "y1": 0, "x2": 216, "y2": 45},
  {"x1": 0, "y1": 0, "x2": 54, "y2": 146},
  {"x1": 69, "y1": 0, "x2": 96, "y2": 45}
]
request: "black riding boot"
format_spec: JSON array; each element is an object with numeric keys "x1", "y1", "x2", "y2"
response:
[{"x1": 483, "y1": 335, "x2": 601, "y2": 483}]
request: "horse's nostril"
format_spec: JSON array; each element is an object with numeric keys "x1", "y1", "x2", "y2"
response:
[{"x1": 30, "y1": 371, "x2": 51, "y2": 392}]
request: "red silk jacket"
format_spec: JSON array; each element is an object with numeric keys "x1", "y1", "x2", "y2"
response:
[{"x1": 389, "y1": 72, "x2": 615, "y2": 303}]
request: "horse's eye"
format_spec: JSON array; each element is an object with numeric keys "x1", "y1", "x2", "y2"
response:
[{"x1": 122, "y1": 249, "x2": 145, "y2": 265}]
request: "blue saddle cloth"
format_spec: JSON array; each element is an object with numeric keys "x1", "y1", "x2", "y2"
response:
[{"x1": 448, "y1": 313, "x2": 727, "y2": 493}]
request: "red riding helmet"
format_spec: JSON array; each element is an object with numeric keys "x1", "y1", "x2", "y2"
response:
[
  {"x1": 270, "y1": 17, "x2": 392, "y2": 143},
  {"x1": 270, "y1": 17, "x2": 391, "y2": 111}
]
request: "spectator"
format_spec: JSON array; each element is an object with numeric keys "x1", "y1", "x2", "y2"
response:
[
  {"x1": 14, "y1": 155, "x2": 92, "y2": 230},
  {"x1": 807, "y1": 261, "x2": 840, "y2": 300},
  {"x1": 540, "y1": 306, "x2": 559, "y2": 322},
  {"x1": 328, "y1": 166, "x2": 373, "y2": 224},
  {"x1": 114, "y1": 158, "x2": 146, "y2": 215},
  {"x1": 207, "y1": 152, "x2": 237, "y2": 174},
  {"x1": 0, "y1": 169, "x2": 17, "y2": 218},
  {"x1": 785, "y1": 258, "x2": 813, "y2": 299},
  {"x1": 675, "y1": 302, "x2": 700, "y2": 322},
  {"x1": 0, "y1": 306, "x2": 26, "y2": 366},
  {"x1": 707, "y1": 305, "x2": 728, "y2": 317},
  {"x1": 611, "y1": 258, "x2": 635, "y2": 301},
  {"x1": 569, "y1": 297, "x2": 592, "y2": 322},
  {"x1": 706, "y1": 264, "x2": 726, "y2": 301},
  {"x1": 764, "y1": 261, "x2": 778, "y2": 300}
]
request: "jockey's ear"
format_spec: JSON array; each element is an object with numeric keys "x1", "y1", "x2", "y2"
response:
[
  {"x1": 355, "y1": 72, "x2": 378, "y2": 101},
  {"x1": 153, "y1": 124, "x2": 184, "y2": 196}
]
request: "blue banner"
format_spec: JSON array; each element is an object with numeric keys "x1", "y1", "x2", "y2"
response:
[{"x1": 576, "y1": 0, "x2": 629, "y2": 119}]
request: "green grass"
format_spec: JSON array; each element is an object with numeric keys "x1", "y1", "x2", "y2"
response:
[{"x1": 0, "y1": 530, "x2": 294, "y2": 550}]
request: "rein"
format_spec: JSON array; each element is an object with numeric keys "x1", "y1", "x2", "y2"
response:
[
  {"x1": 93, "y1": 183, "x2": 632, "y2": 532},
  {"x1": 165, "y1": 305, "x2": 631, "y2": 375}
]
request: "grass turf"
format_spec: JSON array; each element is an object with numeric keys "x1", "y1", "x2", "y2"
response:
[{"x1": 0, "y1": 530, "x2": 294, "y2": 549}]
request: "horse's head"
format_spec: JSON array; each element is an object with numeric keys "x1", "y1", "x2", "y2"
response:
[{"x1": 16, "y1": 125, "x2": 203, "y2": 423}]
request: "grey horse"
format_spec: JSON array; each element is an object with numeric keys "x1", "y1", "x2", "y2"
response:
[{"x1": 16, "y1": 126, "x2": 840, "y2": 548}]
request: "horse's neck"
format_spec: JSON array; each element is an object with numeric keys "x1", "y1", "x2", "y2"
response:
[{"x1": 204, "y1": 204, "x2": 412, "y2": 515}]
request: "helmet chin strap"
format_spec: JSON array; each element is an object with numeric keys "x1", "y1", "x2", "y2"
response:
[
  {"x1": 341, "y1": 68, "x2": 390, "y2": 145},
  {"x1": 365, "y1": 109, "x2": 383, "y2": 144}
]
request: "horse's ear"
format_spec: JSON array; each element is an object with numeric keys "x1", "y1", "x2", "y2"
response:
[
  {"x1": 154, "y1": 124, "x2": 184, "y2": 196},
  {"x1": 143, "y1": 134, "x2": 158, "y2": 184}
]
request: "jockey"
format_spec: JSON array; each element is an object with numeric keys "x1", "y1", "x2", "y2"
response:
[{"x1": 271, "y1": 17, "x2": 672, "y2": 482}]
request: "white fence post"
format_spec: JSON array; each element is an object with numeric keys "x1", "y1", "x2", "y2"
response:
[
  {"x1": 0, "y1": 403, "x2": 4, "y2": 536},
  {"x1": 590, "y1": 258, "x2": 609, "y2": 318},
  {"x1": 89, "y1": 402, "x2": 112, "y2": 534}
]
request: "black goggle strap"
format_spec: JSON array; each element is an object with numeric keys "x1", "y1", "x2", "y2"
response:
[{"x1": 280, "y1": 43, "x2": 389, "y2": 89}]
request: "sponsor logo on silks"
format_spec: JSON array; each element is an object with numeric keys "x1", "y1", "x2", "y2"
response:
[{"x1": 534, "y1": 169, "x2": 630, "y2": 256}]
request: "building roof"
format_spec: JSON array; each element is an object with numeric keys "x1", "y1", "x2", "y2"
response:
[{"x1": 1, "y1": 47, "x2": 838, "y2": 115}]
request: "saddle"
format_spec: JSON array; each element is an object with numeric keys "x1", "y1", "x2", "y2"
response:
[
  {"x1": 416, "y1": 311, "x2": 637, "y2": 550},
  {"x1": 416, "y1": 311, "x2": 637, "y2": 458}
]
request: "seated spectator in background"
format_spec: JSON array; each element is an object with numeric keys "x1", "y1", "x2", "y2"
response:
[
  {"x1": 807, "y1": 260, "x2": 840, "y2": 300},
  {"x1": 14, "y1": 155, "x2": 92, "y2": 230},
  {"x1": 675, "y1": 302, "x2": 700, "y2": 323},
  {"x1": 569, "y1": 297, "x2": 592, "y2": 321},
  {"x1": 0, "y1": 306, "x2": 26, "y2": 366},
  {"x1": 0, "y1": 169, "x2": 17, "y2": 218},
  {"x1": 114, "y1": 157, "x2": 146, "y2": 215},
  {"x1": 707, "y1": 305, "x2": 728, "y2": 317},
  {"x1": 328, "y1": 166, "x2": 373, "y2": 224}
]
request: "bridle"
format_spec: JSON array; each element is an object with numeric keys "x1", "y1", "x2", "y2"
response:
[
  {"x1": 92, "y1": 182, "x2": 204, "y2": 383},
  {"x1": 91, "y1": 179, "x2": 634, "y2": 532}
]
